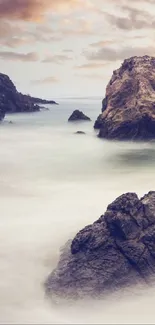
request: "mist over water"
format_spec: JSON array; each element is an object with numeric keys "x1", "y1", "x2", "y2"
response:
[{"x1": 1, "y1": 98, "x2": 155, "y2": 323}]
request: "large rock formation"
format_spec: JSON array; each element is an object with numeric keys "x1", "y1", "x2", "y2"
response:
[
  {"x1": 68, "y1": 110, "x2": 91, "y2": 122},
  {"x1": 0, "y1": 72, "x2": 57, "y2": 114},
  {"x1": 94, "y1": 55, "x2": 155, "y2": 140},
  {"x1": 45, "y1": 191, "x2": 155, "y2": 299}
]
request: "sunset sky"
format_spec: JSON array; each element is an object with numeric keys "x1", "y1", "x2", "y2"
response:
[{"x1": 0, "y1": 0, "x2": 155, "y2": 98}]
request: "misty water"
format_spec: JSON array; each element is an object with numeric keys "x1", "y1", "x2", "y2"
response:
[{"x1": 1, "y1": 98, "x2": 155, "y2": 324}]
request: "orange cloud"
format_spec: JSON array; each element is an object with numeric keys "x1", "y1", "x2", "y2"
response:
[
  {"x1": 90, "y1": 40, "x2": 115, "y2": 48},
  {"x1": 0, "y1": 0, "x2": 92, "y2": 21},
  {"x1": 0, "y1": 51, "x2": 39, "y2": 61}
]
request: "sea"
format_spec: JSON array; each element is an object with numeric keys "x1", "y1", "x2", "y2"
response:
[{"x1": 1, "y1": 97, "x2": 155, "y2": 324}]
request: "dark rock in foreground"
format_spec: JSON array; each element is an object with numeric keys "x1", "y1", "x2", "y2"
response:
[
  {"x1": 75, "y1": 131, "x2": 86, "y2": 134},
  {"x1": 95, "y1": 55, "x2": 155, "y2": 140},
  {"x1": 45, "y1": 191, "x2": 155, "y2": 299},
  {"x1": 68, "y1": 110, "x2": 91, "y2": 122},
  {"x1": 0, "y1": 72, "x2": 58, "y2": 114}
]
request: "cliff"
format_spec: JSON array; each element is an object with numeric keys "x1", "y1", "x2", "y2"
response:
[
  {"x1": 94, "y1": 55, "x2": 155, "y2": 140},
  {"x1": 0, "y1": 73, "x2": 57, "y2": 115}
]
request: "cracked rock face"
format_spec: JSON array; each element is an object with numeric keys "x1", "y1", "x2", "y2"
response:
[
  {"x1": 94, "y1": 55, "x2": 155, "y2": 140},
  {"x1": 45, "y1": 191, "x2": 155, "y2": 299}
]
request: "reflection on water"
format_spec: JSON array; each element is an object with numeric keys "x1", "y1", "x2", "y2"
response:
[{"x1": 110, "y1": 147, "x2": 155, "y2": 167}]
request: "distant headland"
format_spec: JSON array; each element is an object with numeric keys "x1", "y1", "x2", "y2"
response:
[{"x1": 0, "y1": 72, "x2": 58, "y2": 119}]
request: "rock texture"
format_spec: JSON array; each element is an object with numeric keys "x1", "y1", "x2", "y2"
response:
[
  {"x1": 0, "y1": 72, "x2": 57, "y2": 114},
  {"x1": 68, "y1": 110, "x2": 91, "y2": 122},
  {"x1": 94, "y1": 55, "x2": 155, "y2": 140},
  {"x1": 45, "y1": 191, "x2": 155, "y2": 299}
]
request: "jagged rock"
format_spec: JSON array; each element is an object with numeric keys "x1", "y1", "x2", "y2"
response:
[
  {"x1": 0, "y1": 72, "x2": 58, "y2": 114},
  {"x1": 45, "y1": 191, "x2": 155, "y2": 299},
  {"x1": 94, "y1": 55, "x2": 155, "y2": 140},
  {"x1": 68, "y1": 110, "x2": 91, "y2": 122},
  {"x1": 75, "y1": 131, "x2": 86, "y2": 134}
]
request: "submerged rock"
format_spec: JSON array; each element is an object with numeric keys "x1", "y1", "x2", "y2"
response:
[
  {"x1": 75, "y1": 131, "x2": 86, "y2": 134},
  {"x1": 68, "y1": 110, "x2": 91, "y2": 122},
  {"x1": 45, "y1": 191, "x2": 155, "y2": 299},
  {"x1": 94, "y1": 55, "x2": 155, "y2": 140}
]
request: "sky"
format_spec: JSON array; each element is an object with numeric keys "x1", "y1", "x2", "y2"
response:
[{"x1": 0, "y1": 0, "x2": 155, "y2": 98}]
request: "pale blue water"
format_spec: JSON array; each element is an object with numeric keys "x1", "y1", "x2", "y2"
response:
[{"x1": 1, "y1": 98, "x2": 155, "y2": 324}]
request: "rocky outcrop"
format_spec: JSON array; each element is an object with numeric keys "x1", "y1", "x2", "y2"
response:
[
  {"x1": 0, "y1": 72, "x2": 57, "y2": 114},
  {"x1": 94, "y1": 55, "x2": 155, "y2": 140},
  {"x1": 21, "y1": 94, "x2": 58, "y2": 105},
  {"x1": 45, "y1": 191, "x2": 155, "y2": 299},
  {"x1": 68, "y1": 110, "x2": 91, "y2": 122}
]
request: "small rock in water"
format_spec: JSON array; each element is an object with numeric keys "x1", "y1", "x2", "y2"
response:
[
  {"x1": 45, "y1": 191, "x2": 155, "y2": 299},
  {"x1": 68, "y1": 110, "x2": 91, "y2": 122},
  {"x1": 75, "y1": 131, "x2": 86, "y2": 134}
]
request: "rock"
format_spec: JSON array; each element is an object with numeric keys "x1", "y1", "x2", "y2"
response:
[
  {"x1": 21, "y1": 95, "x2": 58, "y2": 106},
  {"x1": 45, "y1": 191, "x2": 155, "y2": 299},
  {"x1": 75, "y1": 131, "x2": 86, "y2": 134},
  {"x1": 94, "y1": 55, "x2": 155, "y2": 140},
  {"x1": 94, "y1": 114, "x2": 103, "y2": 129},
  {"x1": 0, "y1": 72, "x2": 58, "y2": 114},
  {"x1": 68, "y1": 110, "x2": 91, "y2": 122}
]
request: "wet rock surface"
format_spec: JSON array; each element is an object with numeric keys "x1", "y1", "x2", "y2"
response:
[{"x1": 45, "y1": 191, "x2": 155, "y2": 299}]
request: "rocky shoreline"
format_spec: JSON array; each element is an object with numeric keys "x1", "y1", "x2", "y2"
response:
[{"x1": 45, "y1": 191, "x2": 155, "y2": 300}]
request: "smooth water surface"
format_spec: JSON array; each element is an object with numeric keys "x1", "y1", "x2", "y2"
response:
[{"x1": 1, "y1": 98, "x2": 155, "y2": 324}]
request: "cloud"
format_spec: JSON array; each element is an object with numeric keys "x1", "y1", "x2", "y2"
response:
[
  {"x1": 0, "y1": 0, "x2": 92, "y2": 21},
  {"x1": 89, "y1": 40, "x2": 115, "y2": 48},
  {"x1": 42, "y1": 54, "x2": 71, "y2": 64},
  {"x1": 75, "y1": 62, "x2": 110, "y2": 69},
  {"x1": 0, "y1": 51, "x2": 39, "y2": 61},
  {"x1": 63, "y1": 49, "x2": 73, "y2": 53},
  {"x1": 33, "y1": 76, "x2": 59, "y2": 84},
  {"x1": 86, "y1": 45, "x2": 155, "y2": 62},
  {"x1": 76, "y1": 73, "x2": 104, "y2": 80},
  {"x1": 0, "y1": 19, "x2": 62, "y2": 48},
  {"x1": 104, "y1": 4, "x2": 155, "y2": 30}
]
